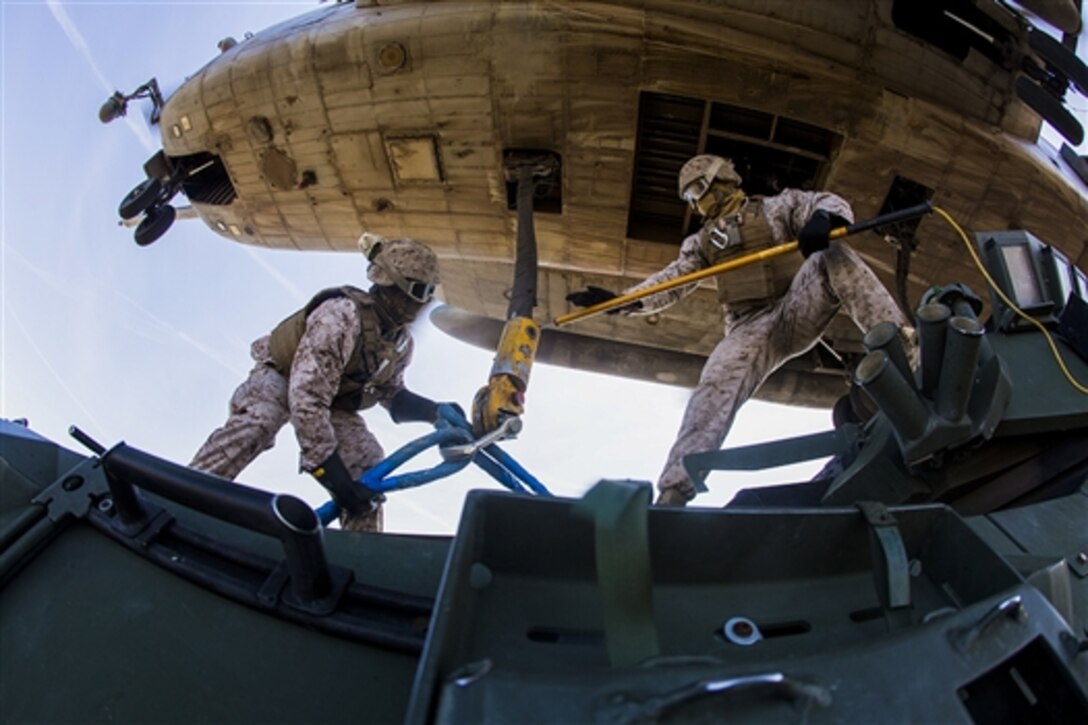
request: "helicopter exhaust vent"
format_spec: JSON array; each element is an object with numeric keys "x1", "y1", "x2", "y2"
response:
[{"x1": 626, "y1": 92, "x2": 703, "y2": 243}]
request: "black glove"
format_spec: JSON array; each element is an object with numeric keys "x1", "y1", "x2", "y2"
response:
[
  {"x1": 566, "y1": 285, "x2": 617, "y2": 308},
  {"x1": 389, "y1": 389, "x2": 439, "y2": 423},
  {"x1": 311, "y1": 451, "x2": 382, "y2": 516},
  {"x1": 798, "y1": 209, "x2": 847, "y2": 258},
  {"x1": 565, "y1": 286, "x2": 642, "y2": 315}
]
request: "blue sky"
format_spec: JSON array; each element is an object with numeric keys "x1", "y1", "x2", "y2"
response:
[{"x1": 2, "y1": 1, "x2": 1081, "y2": 534}]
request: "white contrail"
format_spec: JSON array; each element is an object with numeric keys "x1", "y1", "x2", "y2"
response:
[
  {"x1": 6, "y1": 245, "x2": 245, "y2": 379},
  {"x1": 45, "y1": 0, "x2": 157, "y2": 153},
  {"x1": 241, "y1": 247, "x2": 308, "y2": 303},
  {"x1": 46, "y1": 2, "x2": 329, "y2": 307},
  {"x1": 396, "y1": 496, "x2": 457, "y2": 530},
  {"x1": 6, "y1": 304, "x2": 108, "y2": 435},
  {"x1": 100, "y1": 285, "x2": 248, "y2": 379}
]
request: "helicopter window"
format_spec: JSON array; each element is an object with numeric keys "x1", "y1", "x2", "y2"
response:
[{"x1": 627, "y1": 91, "x2": 841, "y2": 243}]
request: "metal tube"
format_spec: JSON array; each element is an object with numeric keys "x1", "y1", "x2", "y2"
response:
[
  {"x1": 103, "y1": 462, "x2": 153, "y2": 529},
  {"x1": 105, "y1": 445, "x2": 272, "y2": 531},
  {"x1": 272, "y1": 495, "x2": 332, "y2": 603},
  {"x1": 0, "y1": 505, "x2": 47, "y2": 552},
  {"x1": 936, "y1": 316, "x2": 985, "y2": 421},
  {"x1": 0, "y1": 516, "x2": 59, "y2": 588},
  {"x1": 840, "y1": 201, "x2": 933, "y2": 237},
  {"x1": 916, "y1": 303, "x2": 951, "y2": 397},
  {"x1": 855, "y1": 351, "x2": 930, "y2": 441},
  {"x1": 554, "y1": 203, "x2": 934, "y2": 327},
  {"x1": 863, "y1": 321, "x2": 913, "y2": 384},
  {"x1": 554, "y1": 242, "x2": 800, "y2": 326},
  {"x1": 950, "y1": 298, "x2": 979, "y2": 320},
  {"x1": 68, "y1": 425, "x2": 106, "y2": 455},
  {"x1": 102, "y1": 444, "x2": 334, "y2": 602}
]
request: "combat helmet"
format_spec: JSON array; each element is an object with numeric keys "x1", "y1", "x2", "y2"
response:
[
  {"x1": 358, "y1": 233, "x2": 439, "y2": 303},
  {"x1": 677, "y1": 155, "x2": 743, "y2": 207}
]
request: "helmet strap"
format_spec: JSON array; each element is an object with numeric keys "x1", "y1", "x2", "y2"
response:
[{"x1": 373, "y1": 255, "x2": 416, "y2": 298}]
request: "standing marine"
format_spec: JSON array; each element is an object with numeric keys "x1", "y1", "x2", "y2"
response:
[
  {"x1": 190, "y1": 236, "x2": 447, "y2": 532},
  {"x1": 567, "y1": 155, "x2": 917, "y2": 505}
]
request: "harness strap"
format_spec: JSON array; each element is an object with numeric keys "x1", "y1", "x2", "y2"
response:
[{"x1": 573, "y1": 480, "x2": 659, "y2": 667}]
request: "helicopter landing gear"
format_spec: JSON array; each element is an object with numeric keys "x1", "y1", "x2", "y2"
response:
[
  {"x1": 134, "y1": 204, "x2": 176, "y2": 247},
  {"x1": 119, "y1": 165, "x2": 181, "y2": 246},
  {"x1": 119, "y1": 177, "x2": 164, "y2": 220}
]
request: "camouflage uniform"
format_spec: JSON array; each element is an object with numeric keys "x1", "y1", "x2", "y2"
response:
[
  {"x1": 626, "y1": 189, "x2": 915, "y2": 500},
  {"x1": 190, "y1": 295, "x2": 412, "y2": 532}
]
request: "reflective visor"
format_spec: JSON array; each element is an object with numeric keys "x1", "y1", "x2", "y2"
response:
[{"x1": 405, "y1": 278, "x2": 435, "y2": 303}]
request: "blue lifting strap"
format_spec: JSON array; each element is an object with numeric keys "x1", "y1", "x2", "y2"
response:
[{"x1": 316, "y1": 404, "x2": 550, "y2": 525}]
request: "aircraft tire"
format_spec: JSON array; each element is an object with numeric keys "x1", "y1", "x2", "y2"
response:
[
  {"x1": 119, "y1": 177, "x2": 163, "y2": 220},
  {"x1": 134, "y1": 204, "x2": 176, "y2": 246}
]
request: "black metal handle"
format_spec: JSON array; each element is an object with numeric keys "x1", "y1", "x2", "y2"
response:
[
  {"x1": 68, "y1": 425, "x2": 106, "y2": 455},
  {"x1": 842, "y1": 201, "x2": 933, "y2": 237},
  {"x1": 100, "y1": 443, "x2": 334, "y2": 604}
]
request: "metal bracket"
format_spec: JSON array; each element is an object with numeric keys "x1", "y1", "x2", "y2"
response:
[
  {"x1": 30, "y1": 458, "x2": 111, "y2": 522},
  {"x1": 597, "y1": 672, "x2": 832, "y2": 723},
  {"x1": 131, "y1": 509, "x2": 175, "y2": 549},
  {"x1": 259, "y1": 559, "x2": 354, "y2": 616},
  {"x1": 1069, "y1": 551, "x2": 1088, "y2": 579},
  {"x1": 949, "y1": 594, "x2": 1026, "y2": 653},
  {"x1": 683, "y1": 428, "x2": 853, "y2": 493},
  {"x1": 440, "y1": 416, "x2": 522, "y2": 461},
  {"x1": 501, "y1": 150, "x2": 560, "y2": 182},
  {"x1": 856, "y1": 501, "x2": 912, "y2": 626}
]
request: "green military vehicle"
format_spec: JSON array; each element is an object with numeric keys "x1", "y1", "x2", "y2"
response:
[{"x1": 2, "y1": 230, "x2": 1087, "y2": 721}]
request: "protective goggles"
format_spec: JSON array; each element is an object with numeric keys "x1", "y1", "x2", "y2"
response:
[
  {"x1": 681, "y1": 178, "x2": 713, "y2": 207},
  {"x1": 680, "y1": 157, "x2": 728, "y2": 208},
  {"x1": 360, "y1": 233, "x2": 437, "y2": 304},
  {"x1": 404, "y1": 278, "x2": 436, "y2": 304}
]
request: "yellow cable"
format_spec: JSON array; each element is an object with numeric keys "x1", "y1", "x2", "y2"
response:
[{"x1": 932, "y1": 205, "x2": 1088, "y2": 395}]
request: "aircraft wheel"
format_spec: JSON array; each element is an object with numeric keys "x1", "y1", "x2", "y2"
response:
[
  {"x1": 134, "y1": 204, "x2": 176, "y2": 246},
  {"x1": 119, "y1": 177, "x2": 163, "y2": 220}
]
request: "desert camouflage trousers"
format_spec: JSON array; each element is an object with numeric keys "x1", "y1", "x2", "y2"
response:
[
  {"x1": 190, "y1": 363, "x2": 386, "y2": 532},
  {"x1": 657, "y1": 242, "x2": 916, "y2": 498}
]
